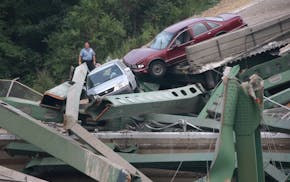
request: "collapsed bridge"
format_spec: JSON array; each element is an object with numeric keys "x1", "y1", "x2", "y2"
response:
[{"x1": 1, "y1": 5, "x2": 290, "y2": 182}]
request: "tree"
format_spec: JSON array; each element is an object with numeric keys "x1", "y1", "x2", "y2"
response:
[
  {"x1": 0, "y1": 0, "x2": 219, "y2": 91},
  {"x1": 0, "y1": 0, "x2": 79, "y2": 84},
  {"x1": 46, "y1": 0, "x2": 126, "y2": 81}
]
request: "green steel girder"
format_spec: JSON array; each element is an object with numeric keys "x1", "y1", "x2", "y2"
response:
[
  {"x1": 208, "y1": 76, "x2": 265, "y2": 182},
  {"x1": 234, "y1": 80, "x2": 264, "y2": 182},
  {"x1": 263, "y1": 162, "x2": 289, "y2": 182},
  {"x1": 142, "y1": 113, "x2": 220, "y2": 130},
  {"x1": 23, "y1": 154, "x2": 214, "y2": 173},
  {"x1": 264, "y1": 68, "x2": 290, "y2": 91},
  {"x1": 85, "y1": 84, "x2": 205, "y2": 121},
  {"x1": 63, "y1": 63, "x2": 151, "y2": 182},
  {"x1": 1, "y1": 97, "x2": 63, "y2": 123},
  {"x1": 5, "y1": 142, "x2": 290, "y2": 180},
  {"x1": 208, "y1": 79, "x2": 238, "y2": 182},
  {"x1": 239, "y1": 53, "x2": 290, "y2": 81},
  {"x1": 0, "y1": 165, "x2": 48, "y2": 182},
  {"x1": 40, "y1": 81, "x2": 74, "y2": 109},
  {"x1": 0, "y1": 101, "x2": 133, "y2": 182},
  {"x1": 143, "y1": 112, "x2": 290, "y2": 133},
  {"x1": 5, "y1": 142, "x2": 290, "y2": 163},
  {"x1": 198, "y1": 65, "x2": 240, "y2": 119},
  {"x1": 264, "y1": 87, "x2": 290, "y2": 109},
  {"x1": 263, "y1": 115, "x2": 290, "y2": 134}
]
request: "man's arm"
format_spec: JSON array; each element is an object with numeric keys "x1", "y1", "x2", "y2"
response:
[
  {"x1": 78, "y1": 56, "x2": 82, "y2": 65},
  {"x1": 93, "y1": 55, "x2": 96, "y2": 65},
  {"x1": 78, "y1": 49, "x2": 83, "y2": 65}
]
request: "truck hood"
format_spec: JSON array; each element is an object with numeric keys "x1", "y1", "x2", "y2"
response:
[
  {"x1": 123, "y1": 47, "x2": 160, "y2": 65},
  {"x1": 87, "y1": 75, "x2": 128, "y2": 96}
]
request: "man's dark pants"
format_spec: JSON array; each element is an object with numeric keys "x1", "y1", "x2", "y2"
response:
[{"x1": 82, "y1": 60, "x2": 95, "y2": 71}]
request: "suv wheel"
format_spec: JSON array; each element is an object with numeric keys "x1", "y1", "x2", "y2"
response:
[{"x1": 149, "y1": 60, "x2": 166, "y2": 78}]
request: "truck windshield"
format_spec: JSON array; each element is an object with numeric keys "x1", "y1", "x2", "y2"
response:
[
  {"x1": 87, "y1": 65, "x2": 123, "y2": 89},
  {"x1": 149, "y1": 31, "x2": 174, "y2": 50}
]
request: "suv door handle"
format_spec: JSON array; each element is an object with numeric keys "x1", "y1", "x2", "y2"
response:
[{"x1": 208, "y1": 32, "x2": 212, "y2": 35}]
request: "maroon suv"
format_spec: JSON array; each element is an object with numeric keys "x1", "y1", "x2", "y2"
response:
[{"x1": 123, "y1": 13, "x2": 246, "y2": 77}]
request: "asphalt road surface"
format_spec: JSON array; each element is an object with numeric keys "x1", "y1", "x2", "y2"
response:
[{"x1": 237, "y1": 0, "x2": 290, "y2": 25}]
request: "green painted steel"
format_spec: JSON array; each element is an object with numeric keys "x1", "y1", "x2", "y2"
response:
[
  {"x1": 264, "y1": 87, "x2": 290, "y2": 109},
  {"x1": 5, "y1": 142, "x2": 290, "y2": 179},
  {"x1": 235, "y1": 87, "x2": 264, "y2": 182},
  {"x1": 263, "y1": 152, "x2": 290, "y2": 162},
  {"x1": 208, "y1": 79, "x2": 238, "y2": 182},
  {"x1": 0, "y1": 101, "x2": 132, "y2": 182},
  {"x1": 208, "y1": 76, "x2": 265, "y2": 182},
  {"x1": 263, "y1": 115, "x2": 290, "y2": 134},
  {"x1": 143, "y1": 112, "x2": 290, "y2": 133},
  {"x1": 1, "y1": 97, "x2": 63, "y2": 123},
  {"x1": 263, "y1": 162, "x2": 289, "y2": 182},
  {"x1": 40, "y1": 81, "x2": 74, "y2": 109},
  {"x1": 198, "y1": 65, "x2": 240, "y2": 119},
  {"x1": 264, "y1": 69, "x2": 290, "y2": 90},
  {"x1": 142, "y1": 113, "x2": 220, "y2": 130},
  {"x1": 0, "y1": 79, "x2": 43, "y2": 101},
  {"x1": 85, "y1": 84, "x2": 205, "y2": 121},
  {"x1": 239, "y1": 53, "x2": 290, "y2": 81}
]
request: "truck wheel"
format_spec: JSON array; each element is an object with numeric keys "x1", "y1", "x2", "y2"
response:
[{"x1": 149, "y1": 60, "x2": 166, "y2": 78}]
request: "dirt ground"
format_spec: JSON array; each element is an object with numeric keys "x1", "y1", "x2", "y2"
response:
[{"x1": 201, "y1": 0, "x2": 252, "y2": 16}]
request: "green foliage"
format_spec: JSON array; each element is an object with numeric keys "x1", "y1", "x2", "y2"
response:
[
  {"x1": 0, "y1": 0, "x2": 78, "y2": 88},
  {"x1": 0, "y1": 0, "x2": 219, "y2": 91},
  {"x1": 32, "y1": 70, "x2": 56, "y2": 93},
  {"x1": 46, "y1": 0, "x2": 126, "y2": 80}
]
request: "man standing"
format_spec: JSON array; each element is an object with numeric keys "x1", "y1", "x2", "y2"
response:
[{"x1": 79, "y1": 42, "x2": 96, "y2": 71}]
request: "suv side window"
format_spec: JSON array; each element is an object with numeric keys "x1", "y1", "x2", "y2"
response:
[
  {"x1": 174, "y1": 30, "x2": 191, "y2": 46},
  {"x1": 207, "y1": 21, "x2": 220, "y2": 29},
  {"x1": 192, "y1": 22, "x2": 208, "y2": 37}
]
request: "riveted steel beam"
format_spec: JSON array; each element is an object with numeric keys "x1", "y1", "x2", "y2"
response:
[
  {"x1": 142, "y1": 113, "x2": 220, "y2": 130},
  {"x1": 85, "y1": 84, "x2": 205, "y2": 121},
  {"x1": 0, "y1": 165, "x2": 48, "y2": 182},
  {"x1": 264, "y1": 69, "x2": 290, "y2": 90},
  {"x1": 263, "y1": 162, "x2": 289, "y2": 182},
  {"x1": 198, "y1": 65, "x2": 240, "y2": 119},
  {"x1": 0, "y1": 101, "x2": 132, "y2": 182},
  {"x1": 239, "y1": 53, "x2": 290, "y2": 81}
]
